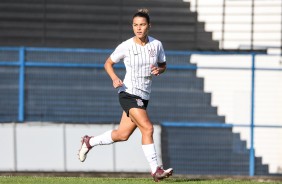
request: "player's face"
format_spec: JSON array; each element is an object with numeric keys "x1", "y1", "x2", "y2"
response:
[{"x1": 132, "y1": 17, "x2": 150, "y2": 40}]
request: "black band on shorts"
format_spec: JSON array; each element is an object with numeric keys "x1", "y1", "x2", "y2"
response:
[{"x1": 119, "y1": 91, "x2": 149, "y2": 117}]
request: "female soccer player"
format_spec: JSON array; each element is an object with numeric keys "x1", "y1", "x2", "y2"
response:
[{"x1": 78, "y1": 9, "x2": 173, "y2": 182}]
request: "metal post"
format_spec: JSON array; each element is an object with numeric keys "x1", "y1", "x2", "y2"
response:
[
  {"x1": 221, "y1": 0, "x2": 226, "y2": 49},
  {"x1": 249, "y1": 53, "x2": 256, "y2": 176},
  {"x1": 250, "y1": 0, "x2": 255, "y2": 50},
  {"x1": 18, "y1": 47, "x2": 25, "y2": 122}
]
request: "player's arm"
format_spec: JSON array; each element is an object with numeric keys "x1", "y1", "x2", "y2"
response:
[
  {"x1": 151, "y1": 62, "x2": 166, "y2": 76},
  {"x1": 157, "y1": 62, "x2": 166, "y2": 74},
  {"x1": 104, "y1": 57, "x2": 123, "y2": 88}
]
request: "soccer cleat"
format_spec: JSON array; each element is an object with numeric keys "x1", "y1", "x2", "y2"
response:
[
  {"x1": 78, "y1": 135, "x2": 93, "y2": 162},
  {"x1": 152, "y1": 166, "x2": 173, "y2": 182}
]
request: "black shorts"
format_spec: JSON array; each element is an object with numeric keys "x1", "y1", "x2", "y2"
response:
[{"x1": 119, "y1": 91, "x2": 149, "y2": 117}]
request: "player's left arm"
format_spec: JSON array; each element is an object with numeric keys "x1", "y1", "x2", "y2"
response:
[
  {"x1": 151, "y1": 62, "x2": 166, "y2": 76},
  {"x1": 157, "y1": 62, "x2": 166, "y2": 74},
  {"x1": 151, "y1": 41, "x2": 167, "y2": 76}
]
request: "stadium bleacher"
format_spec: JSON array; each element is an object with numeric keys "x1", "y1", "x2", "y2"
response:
[
  {"x1": 162, "y1": 127, "x2": 269, "y2": 175},
  {"x1": 0, "y1": 0, "x2": 270, "y2": 175},
  {"x1": 0, "y1": 0, "x2": 219, "y2": 50}
]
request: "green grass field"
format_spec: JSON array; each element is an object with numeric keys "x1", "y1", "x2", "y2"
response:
[{"x1": 1, "y1": 176, "x2": 282, "y2": 184}]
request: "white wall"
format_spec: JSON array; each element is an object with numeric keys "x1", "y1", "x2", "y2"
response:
[
  {"x1": 184, "y1": 0, "x2": 282, "y2": 52},
  {"x1": 0, "y1": 123, "x2": 162, "y2": 172},
  {"x1": 191, "y1": 54, "x2": 282, "y2": 173}
]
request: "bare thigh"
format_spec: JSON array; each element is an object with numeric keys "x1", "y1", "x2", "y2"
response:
[
  {"x1": 111, "y1": 111, "x2": 137, "y2": 142},
  {"x1": 129, "y1": 108, "x2": 154, "y2": 144}
]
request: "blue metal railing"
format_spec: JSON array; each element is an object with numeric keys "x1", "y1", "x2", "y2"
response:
[
  {"x1": 18, "y1": 47, "x2": 25, "y2": 122},
  {"x1": 250, "y1": 53, "x2": 255, "y2": 176},
  {"x1": 0, "y1": 46, "x2": 281, "y2": 176}
]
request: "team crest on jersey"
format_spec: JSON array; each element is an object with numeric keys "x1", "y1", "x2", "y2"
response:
[
  {"x1": 136, "y1": 99, "x2": 144, "y2": 107},
  {"x1": 148, "y1": 49, "x2": 156, "y2": 57}
]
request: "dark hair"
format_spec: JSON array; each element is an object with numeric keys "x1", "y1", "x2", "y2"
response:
[{"x1": 133, "y1": 9, "x2": 150, "y2": 24}]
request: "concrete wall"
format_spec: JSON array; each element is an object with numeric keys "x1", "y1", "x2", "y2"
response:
[{"x1": 0, "y1": 123, "x2": 162, "y2": 172}]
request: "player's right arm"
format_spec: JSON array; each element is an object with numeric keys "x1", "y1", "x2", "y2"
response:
[{"x1": 104, "y1": 57, "x2": 123, "y2": 88}]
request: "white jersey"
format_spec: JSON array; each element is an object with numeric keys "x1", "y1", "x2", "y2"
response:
[{"x1": 110, "y1": 36, "x2": 166, "y2": 100}]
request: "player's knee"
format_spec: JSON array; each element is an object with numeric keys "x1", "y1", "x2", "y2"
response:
[{"x1": 143, "y1": 123, "x2": 154, "y2": 136}]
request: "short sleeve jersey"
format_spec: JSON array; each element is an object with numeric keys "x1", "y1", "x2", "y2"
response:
[{"x1": 110, "y1": 36, "x2": 166, "y2": 100}]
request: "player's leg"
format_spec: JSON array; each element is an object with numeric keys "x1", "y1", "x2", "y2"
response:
[
  {"x1": 129, "y1": 108, "x2": 153, "y2": 144},
  {"x1": 111, "y1": 111, "x2": 137, "y2": 142},
  {"x1": 88, "y1": 111, "x2": 137, "y2": 145},
  {"x1": 129, "y1": 108, "x2": 173, "y2": 181},
  {"x1": 78, "y1": 111, "x2": 136, "y2": 162}
]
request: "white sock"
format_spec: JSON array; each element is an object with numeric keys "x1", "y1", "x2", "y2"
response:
[
  {"x1": 142, "y1": 143, "x2": 159, "y2": 173},
  {"x1": 89, "y1": 130, "x2": 114, "y2": 146}
]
